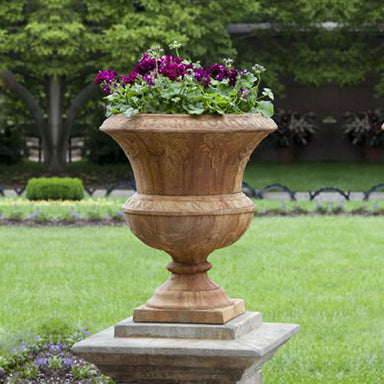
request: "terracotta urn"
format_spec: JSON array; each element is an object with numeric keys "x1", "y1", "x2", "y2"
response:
[{"x1": 101, "y1": 113, "x2": 276, "y2": 324}]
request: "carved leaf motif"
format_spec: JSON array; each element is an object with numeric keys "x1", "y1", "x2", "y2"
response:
[
  {"x1": 238, "y1": 140, "x2": 259, "y2": 169},
  {"x1": 122, "y1": 136, "x2": 140, "y2": 159},
  {"x1": 199, "y1": 135, "x2": 249, "y2": 169},
  {"x1": 142, "y1": 134, "x2": 190, "y2": 174}
]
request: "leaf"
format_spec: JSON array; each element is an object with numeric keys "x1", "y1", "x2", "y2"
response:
[
  {"x1": 262, "y1": 88, "x2": 274, "y2": 100},
  {"x1": 185, "y1": 102, "x2": 205, "y2": 115},
  {"x1": 255, "y1": 101, "x2": 274, "y2": 118},
  {"x1": 123, "y1": 107, "x2": 138, "y2": 117}
]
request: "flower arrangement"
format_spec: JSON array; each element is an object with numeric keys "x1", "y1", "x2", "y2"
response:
[
  {"x1": 95, "y1": 42, "x2": 274, "y2": 117},
  {"x1": 272, "y1": 109, "x2": 317, "y2": 147},
  {"x1": 342, "y1": 109, "x2": 384, "y2": 147}
]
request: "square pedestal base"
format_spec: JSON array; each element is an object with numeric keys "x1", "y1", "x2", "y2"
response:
[
  {"x1": 73, "y1": 312, "x2": 300, "y2": 384},
  {"x1": 133, "y1": 298, "x2": 245, "y2": 324}
]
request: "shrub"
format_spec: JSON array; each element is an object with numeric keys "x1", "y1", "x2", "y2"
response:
[
  {"x1": 342, "y1": 109, "x2": 384, "y2": 147},
  {"x1": 272, "y1": 109, "x2": 317, "y2": 147},
  {"x1": 26, "y1": 178, "x2": 84, "y2": 201}
]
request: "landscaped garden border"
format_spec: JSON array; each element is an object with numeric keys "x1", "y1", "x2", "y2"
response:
[{"x1": 1, "y1": 198, "x2": 384, "y2": 227}]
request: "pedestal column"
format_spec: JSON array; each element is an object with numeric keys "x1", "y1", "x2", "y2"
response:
[{"x1": 73, "y1": 312, "x2": 300, "y2": 384}]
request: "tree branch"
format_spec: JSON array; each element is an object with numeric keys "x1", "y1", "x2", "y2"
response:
[
  {"x1": 0, "y1": 70, "x2": 46, "y2": 137},
  {"x1": 62, "y1": 81, "x2": 99, "y2": 143}
]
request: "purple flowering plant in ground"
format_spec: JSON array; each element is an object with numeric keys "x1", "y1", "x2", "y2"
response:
[
  {"x1": 0, "y1": 329, "x2": 114, "y2": 383},
  {"x1": 95, "y1": 42, "x2": 274, "y2": 117}
]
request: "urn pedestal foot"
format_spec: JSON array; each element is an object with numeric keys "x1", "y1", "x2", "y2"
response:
[
  {"x1": 72, "y1": 312, "x2": 300, "y2": 384},
  {"x1": 133, "y1": 298, "x2": 245, "y2": 324}
]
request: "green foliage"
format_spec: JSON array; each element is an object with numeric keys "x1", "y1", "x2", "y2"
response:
[
  {"x1": 26, "y1": 177, "x2": 85, "y2": 201},
  {"x1": 0, "y1": 92, "x2": 28, "y2": 164},
  {"x1": 233, "y1": 1, "x2": 384, "y2": 94},
  {"x1": 342, "y1": 109, "x2": 384, "y2": 147},
  {"x1": 77, "y1": 98, "x2": 126, "y2": 164},
  {"x1": 271, "y1": 110, "x2": 317, "y2": 147},
  {"x1": 105, "y1": 69, "x2": 273, "y2": 118}
]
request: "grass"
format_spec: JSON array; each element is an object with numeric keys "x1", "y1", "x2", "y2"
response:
[
  {"x1": 1, "y1": 159, "x2": 384, "y2": 191},
  {"x1": 1, "y1": 217, "x2": 383, "y2": 383},
  {"x1": 244, "y1": 161, "x2": 384, "y2": 191}
]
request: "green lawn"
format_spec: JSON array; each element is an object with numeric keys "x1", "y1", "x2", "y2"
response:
[
  {"x1": 1, "y1": 159, "x2": 384, "y2": 191},
  {"x1": 1, "y1": 217, "x2": 383, "y2": 383},
  {"x1": 244, "y1": 161, "x2": 384, "y2": 191}
]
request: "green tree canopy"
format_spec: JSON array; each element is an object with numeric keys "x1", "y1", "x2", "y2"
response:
[
  {"x1": 233, "y1": 0, "x2": 384, "y2": 94},
  {"x1": 0, "y1": 0, "x2": 258, "y2": 171}
]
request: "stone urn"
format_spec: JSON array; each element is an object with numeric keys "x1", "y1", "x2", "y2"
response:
[{"x1": 101, "y1": 113, "x2": 276, "y2": 324}]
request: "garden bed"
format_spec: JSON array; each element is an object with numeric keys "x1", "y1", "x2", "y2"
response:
[{"x1": 0, "y1": 330, "x2": 113, "y2": 384}]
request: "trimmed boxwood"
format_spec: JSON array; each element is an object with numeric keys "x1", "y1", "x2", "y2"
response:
[{"x1": 26, "y1": 177, "x2": 84, "y2": 201}]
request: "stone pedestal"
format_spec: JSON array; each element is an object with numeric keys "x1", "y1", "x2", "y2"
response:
[{"x1": 73, "y1": 312, "x2": 300, "y2": 384}]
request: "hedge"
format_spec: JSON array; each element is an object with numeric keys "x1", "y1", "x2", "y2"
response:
[{"x1": 26, "y1": 177, "x2": 84, "y2": 201}]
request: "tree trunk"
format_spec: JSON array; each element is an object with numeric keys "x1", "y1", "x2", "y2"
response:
[
  {"x1": 0, "y1": 70, "x2": 49, "y2": 159},
  {"x1": 46, "y1": 76, "x2": 66, "y2": 171},
  {"x1": 1, "y1": 70, "x2": 98, "y2": 172}
]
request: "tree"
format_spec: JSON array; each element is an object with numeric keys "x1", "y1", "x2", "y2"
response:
[
  {"x1": 232, "y1": 1, "x2": 384, "y2": 95},
  {"x1": 0, "y1": 0, "x2": 259, "y2": 171}
]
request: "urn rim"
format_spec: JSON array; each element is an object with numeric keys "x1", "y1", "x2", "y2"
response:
[{"x1": 100, "y1": 113, "x2": 277, "y2": 134}]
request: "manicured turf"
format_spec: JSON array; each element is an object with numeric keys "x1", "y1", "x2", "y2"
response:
[
  {"x1": 244, "y1": 161, "x2": 384, "y2": 191},
  {"x1": 1, "y1": 217, "x2": 383, "y2": 383},
  {"x1": 1, "y1": 159, "x2": 384, "y2": 191}
]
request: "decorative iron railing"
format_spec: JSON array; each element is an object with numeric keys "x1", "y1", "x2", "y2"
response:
[{"x1": 1, "y1": 181, "x2": 384, "y2": 201}]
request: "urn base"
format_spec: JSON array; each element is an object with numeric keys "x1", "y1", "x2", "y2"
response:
[{"x1": 133, "y1": 298, "x2": 245, "y2": 324}]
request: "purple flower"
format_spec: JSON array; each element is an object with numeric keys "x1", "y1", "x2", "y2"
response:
[
  {"x1": 62, "y1": 358, "x2": 73, "y2": 366},
  {"x1": 206, "y1": 64, "x2": 238, "y2": 86},
  {"x1": 193, "y1": 67, "x2": 211, "y2": 88},
  {"x1": 94, "y1": 70, "x2": 118, "y2": 85},
  {"x1": 121, "y1": 71, "x2": 139, "y2": 85},
  {"x1": 238, "y1": 88, "x2": 249, "y2": 100},
  {"x1": 103, "y1": 85, "x2": 111, "y2": 95},
  {"x1": 207, "y1": 63, "x2": 225, "y2": 79},
  {"x1": 36, "y1": 358, "x2": 48, "y2": 366},
  {"x1": 134, "y1": 53, "x2": 157, "y2": 75},
  {"x1": 70, "y1": 209, "x2": 81, "y2": 219},
  {"x1": 157, "y1": 55, "x2": 192, "y2": 81},
  {"x1": 84, "y1": 331, "x2": 90, "y2": 336},
  {"x1": 228, "y1": 69, "x2": 238, "y2": 86},
  {"x1": 118, "y1": 210, "x2": 123, "y2": 216},
  {"x1": 29, "y1": 209, "x2": 40, "y2": 219},
  {"x1": 142, "y1": 74, "x2": 154, "y2": 86}
]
